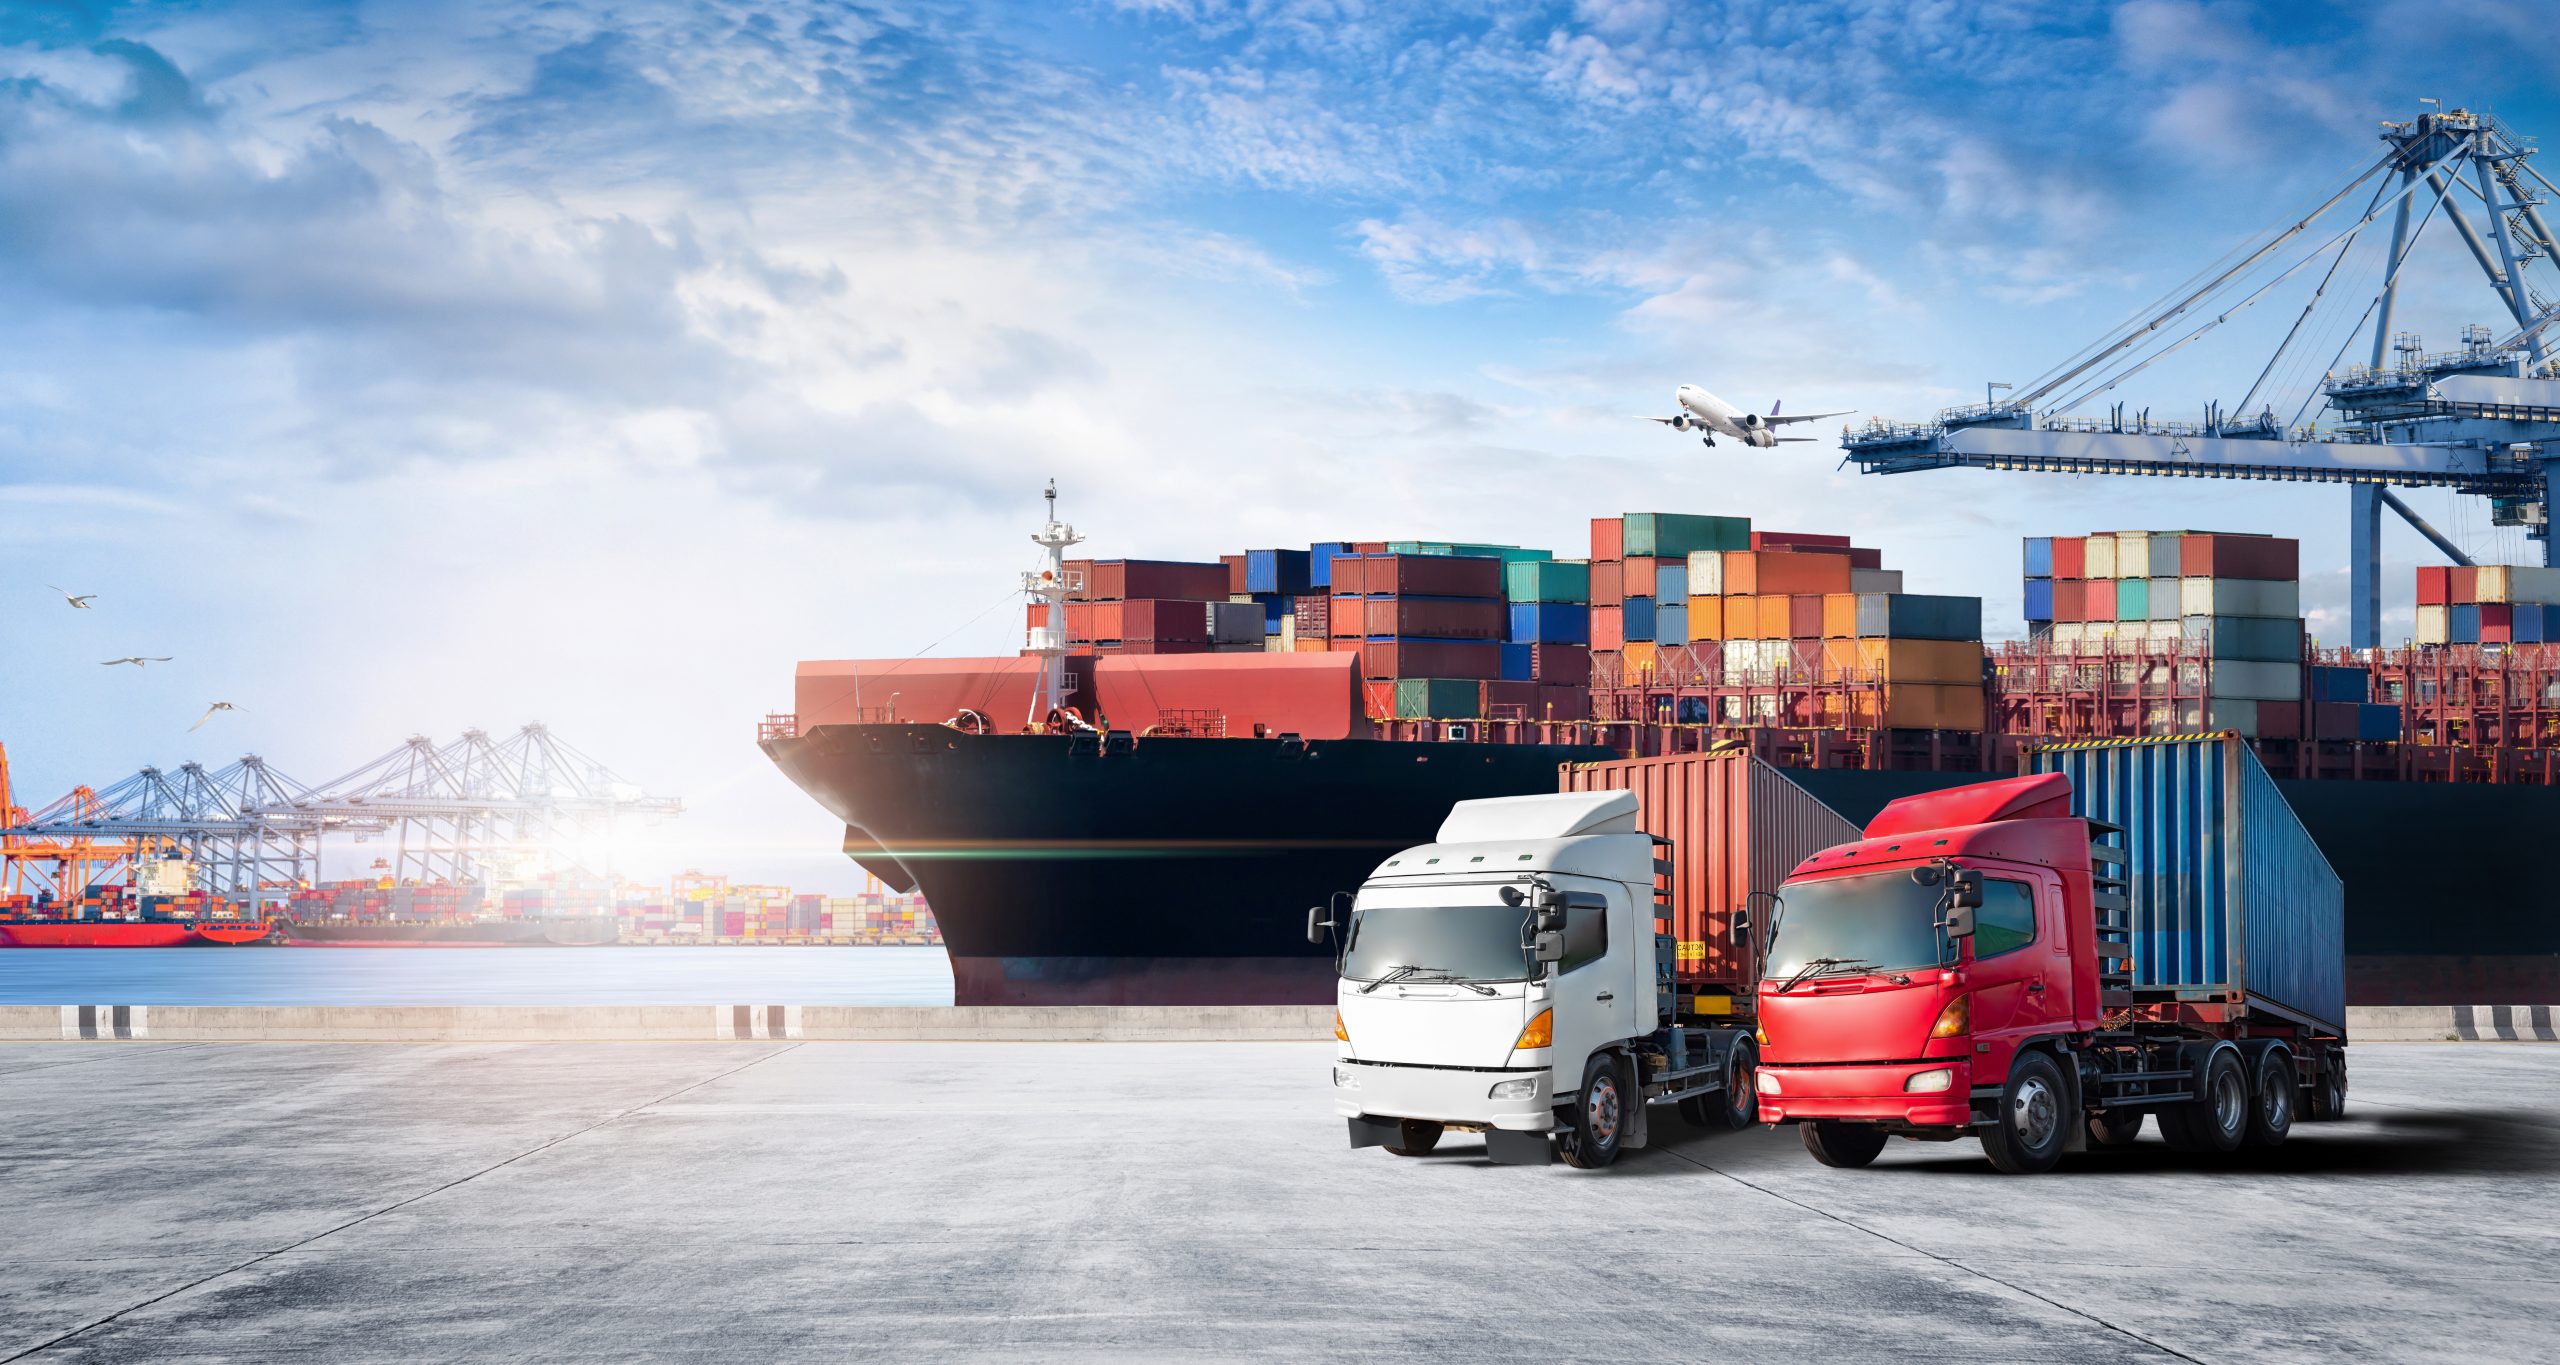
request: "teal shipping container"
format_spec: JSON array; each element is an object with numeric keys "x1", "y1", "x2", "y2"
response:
[
  {"x1": 1505, "y1": 559, "x2": 1590, "y2": 603},
  {"x1": 1393, "y1": 677, "x2": 1482, "y2": 719},
  {"x1": 1851, "y1": 592, "x2": 1982, "y2": 641},
  {"x1": 2030, "y1": 734, "x2": 2344, "y2": 1034},
  {"x1": 2115, "y1": 578, "x2": 2149, "y2": 620},
  {"x1": 1621, "y1": 513, "x2": 1751, "y2": 559},
  {"x1": 1387, "y1": 541, "x2": 1554, "y2": 566}
]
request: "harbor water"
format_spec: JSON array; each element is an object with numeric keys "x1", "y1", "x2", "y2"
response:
[{"x1": 0, "y1": 946, "x2": 955, "y2": 1006}]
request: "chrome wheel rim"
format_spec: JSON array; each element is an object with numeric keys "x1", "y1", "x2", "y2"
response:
[
  {"x1": 2213, "y1": 1067, "x2": 2245, "y2": 1134},
  {"x1": 1587, "y1": 1075, "x2": 1620, "y2": 1144},
  {"x1": 2011, "y1": 1074, "x2": 2059, "y2": 1150},
  {"x1": 2261, "y1": 1069, "x2": 2290, "y2": 1129}
]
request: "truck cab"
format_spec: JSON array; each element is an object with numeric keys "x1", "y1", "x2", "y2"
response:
[{"x1": 1321, "y1": 790, "x2": 1747, "y2": 1169}]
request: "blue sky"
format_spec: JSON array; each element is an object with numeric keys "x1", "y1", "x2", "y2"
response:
[{"x1": 3, "y1": 1, "x2": 2555, "y2": 888}]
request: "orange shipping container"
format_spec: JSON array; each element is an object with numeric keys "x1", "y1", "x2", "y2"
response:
[
  {"x1": 1821, "y1": 593, "x2": 1858, "y2": 639},
  {"x1": 1750, "y1": 595, "x2": 1792, "y2": 639},
  {"x1": 1723, "y1": 550, "x2": 1854, "y2": 597},
  {"x1": 1623, "y1": 641, "x2": 1660, "y2": 677},
  {"x1": 1686, "y1": 597, "x2": 1725, "y2": 640},
  {"x1": 1853, "y1": 682, "x2": 1986, "y2": 731},
  {"x1": 1558, "y1": 751, "x2": 1861, "y2": 998},
  {"x1": 1818, "y1": 638, "x2": 1983, "y2": 684}
]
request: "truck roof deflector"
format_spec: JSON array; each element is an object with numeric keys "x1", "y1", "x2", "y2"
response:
[
  {"x1": 1861, "y1": 773, "x2": 2074, "y2": 839},
  {"x1": 1435, "y1": 790, "x2": 1641, "y2": 843}
]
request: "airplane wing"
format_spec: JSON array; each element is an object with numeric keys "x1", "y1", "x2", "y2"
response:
[
  {"x1": 1635, "y1": 416, "x2": 1684, "y2": 425},
  {"x1": 1764, "y1": 409, "x2": 1853, "y2": 425},
  {"x1": 1777, "y1": 436, "x2": 1823, "y2": 443}
]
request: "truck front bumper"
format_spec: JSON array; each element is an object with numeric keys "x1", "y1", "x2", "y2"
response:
[
  {"x1": 1331, "y1": 1059, "x2": 1552, "y2": 1131},
  {"x1": 1756, "y1": 1060, "x2": 1974, "y2": 1129}
]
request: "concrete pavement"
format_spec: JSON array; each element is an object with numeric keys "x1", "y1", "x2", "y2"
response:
[{"x1": 3, "y1": 1041, "x2": 2555, "y2": 1362}]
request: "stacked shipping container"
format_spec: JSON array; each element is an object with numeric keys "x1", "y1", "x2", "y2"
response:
[
  {"x1": 2415, "y1": 564, "x2": 2560, "y2": 645},
  {"x1": 2022, "y1": 530, "x2": 2307, "y2": 737},
  {"x1": 1684, "y1": 531, "x2": 1983, "y2": 731}
]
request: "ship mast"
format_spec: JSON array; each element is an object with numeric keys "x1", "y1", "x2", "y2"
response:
[{"x1": 1022, "y1": 480, "x2": 1085, "y2": 728}]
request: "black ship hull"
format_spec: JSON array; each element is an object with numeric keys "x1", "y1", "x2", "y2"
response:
[{"x1": 762, "y1": 725, "x2": 1613, "y2": 1006}]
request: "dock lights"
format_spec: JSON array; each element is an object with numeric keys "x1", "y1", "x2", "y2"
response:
[
  {"x1": 1929, "y1": 995, "x2": 1971, "y2": 1038},
  {"x1": 1514, "y1": 1008, "x2": 1553, "y2": 1050},
  {"x1": 1334, "y1": 1010, "x2": 1349, "y2": 1043},
  {"x1": 1488, "y1": 1077, "x2": 1537, "y2": 1100},
  {"x1": 1905, "y1": 1068, "x2": 1955, "y2": 1094}
]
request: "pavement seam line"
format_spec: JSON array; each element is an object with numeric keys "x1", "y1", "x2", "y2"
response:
[
  {"x1": 0, "y1": 1044, "x2": 212, "y2": 1077},
  {"x1": 0, "y1": 1043, "x2": 802, "y2": 1362},
  {"x1": 1657, "y1": 1145, "x2": 2208, "y2": 1364}
]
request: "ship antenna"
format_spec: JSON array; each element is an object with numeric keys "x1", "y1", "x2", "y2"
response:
[{"x1": 1023, "y1": 479, "x2": 1085, "y2": 729}]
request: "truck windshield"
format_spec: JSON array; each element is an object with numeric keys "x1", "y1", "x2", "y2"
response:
[
  {"x1": 1767, "y1": 872, "x2": 1945, "y2": 980},
  {"x1": 1341, "y1": 904, "x2": 1533, "y2": 985}
]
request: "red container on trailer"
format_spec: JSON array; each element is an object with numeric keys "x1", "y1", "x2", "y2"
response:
[{"x1": 1591, "y1": 517, "x2": 1624, "y2": 562}]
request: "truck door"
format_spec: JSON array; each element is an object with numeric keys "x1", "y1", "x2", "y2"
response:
[
  {"x1": 1548, "y1": 882, "x2": 1639, "y2": 1087},
  {"x1": 1964, "y1": 872, "x2": 2070, "y2": 1072}
]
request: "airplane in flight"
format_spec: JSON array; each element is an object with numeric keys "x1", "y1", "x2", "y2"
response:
[{"x1": 1640, "y1": 385, "x2": 1852, "y2": 447}]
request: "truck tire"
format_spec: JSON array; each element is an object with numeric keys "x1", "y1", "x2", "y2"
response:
[
  {"x1": 1800, "y1": 1120, "x2": 1887, "y2": 1168},
  {"x1": 1556, "y1": 1054, "x2": 1625, "y2": 1170},
  {"x1": 2161, "y1": 1049, "x2": 2248, "y2": 1154},
  {"x1": 2306, "y1": 1050, "x2": 2347, "y2": 1122},
  {"x1": 1718, "y1": 1036, "x2": 1760, "y2": 1130},
  {"x1": 2086, "y1": 1109, "x2": 2144, "y2": 1148},
  {"x1": 1384, "y1": 1120, "x2": 1444, "y2": 1156},
  {"x1": 2244, "y1": 1049, "x2": 2294, "y2": 1149},
  {"x1": 1677, "y1": 1096, "x2": 1714, "y2": 1127},
  {"x1": 1981, "y1": 1051, "x2": 2070, "y2": 1174}
]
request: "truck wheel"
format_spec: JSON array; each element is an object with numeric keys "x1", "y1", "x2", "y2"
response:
[
  {"x1": 1677, "y1": 1096, "x2": 1715, "y2": 1127},
  {"x1": 1383, "y1": 1120, "x2": 1444, "y2": 1156},
  {"x1": 2244, "y1": 1049, "x2": 2294, "y2": 1149},
  {"x1": 1718, "y1": 1036, "x2": 1760, "y2": 1130},
  {"x1": 2086, "y1": 1109, "x2": 2144, "y2": 1148},
  {"x1": 1800, "y1": 1120, "x2": 1887, "y2": 1168},
  {"x1": 1556, "y1": 1055, "x2": 1624, "y2": 1169},
  {"x1": 2162, "y1": 1050, "x2": 2248, "y2": 1154},
  {"x1": 1981, "y1": 1051, "x2": 2070, "y2": 1174},
  {"x1": 2306, "y1": 1050, "x2": 2347, "y2": 1122}
]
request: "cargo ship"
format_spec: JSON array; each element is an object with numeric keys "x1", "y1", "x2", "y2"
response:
[
  {"x1": 764, "y1": 493, "x2": 2560, "y2": 1007},
  {"x1": 274, "y1": 918, "x2": 618, "y2": 947},
  {"x1": 0, "y1": 853, "x2": 280, "y2": 946}
]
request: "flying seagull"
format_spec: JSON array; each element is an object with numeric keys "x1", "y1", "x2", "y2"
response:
[
  {"x1": 190, "y1": 701, "x2": 240, "y2": 732},
  {"x1": 100, "y1": 657, "x2": 173, "y2": 667},
  {"x1": 46, "y1": 585, "x2": 96, "y2": 609}
]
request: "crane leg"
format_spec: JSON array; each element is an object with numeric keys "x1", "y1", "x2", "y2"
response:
[{"x1": 2351, "y1": 485, "x2": 2383, "y2": 650}]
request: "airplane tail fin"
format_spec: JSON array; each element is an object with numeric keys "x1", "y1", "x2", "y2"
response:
[{"x1": 1771, "y1": 399, "x2": 1781, "y2": 417}]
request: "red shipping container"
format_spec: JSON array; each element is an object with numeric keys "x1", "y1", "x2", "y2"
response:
[
  {"x1": 1591, "y1": 517, "x2": 1624, "y2": 562},
  {"x1": 1086, "y1": 559, "x2": 1230, "y2": 602},
  {"x1": 1480, "y1": 680, "x2": 1540, "y2": 715},
  {"x1": 2052, "y1": 537, "x2": 2087, "y2": 579},
  {"x1": 1094, "y1": 599, "x2": 1208, "y2": 643},
  {"x1": 1528, "y1": 643, "x2": 1592, "y2": 685},
  {"x1": 1363, "y1": 639, "x2": 1500, "y2": 680},
  {"x1": 1751, "y1": 531, "x2": 1850, "y2": 550},
  {"x1": 2482, "y1": 603, "x2": 2514, "y2": 643},
  {"x1": 2080, "y1": 579, "x2": 2117, "y2": 622},
  {"x1": 1330, "y1": 557, "x2": 1368, "y2": 595},
  {"x1": 1848, "y1": 547, "x2": 1883, "y2": 570},
  {"x1": 1787, "y1": 594, "x2": 1825, "y2": 639},
  {"x1": 2182, "y1": 534, "x2": 2298, "y2": 581},
  {"x1": 1560, "y1": 751, "x2": 1861, "y2": 993},
  {"x1": 1093, "y1": 640, "x2": 1207, "y2": 655},
  {"x1": 1336, "y1": 553, "x2": 1502, "y2": 597},
  {"x1": 2051, "y1": 579, "x2": 2087, "y2": 623},
  {"x1": 1353, "y1": 541, "x2": 1388, "y2": 554},
  {"x1": 1536, "y1": 685, "x2": 1592, "y2": 721},
  {"x1": 1725, "y1": 551, "x2": 1853, "y2": 596},
  {"x1": 2254, "y1": 700, "x2": 2302, "y2": 741},
  {"x1": 1590, "y1": 560, "x2": 1625, "y2": 607},
  {"x1": 1362, "y1": 595, "x2": 1508, "y2": 639},
  {"x1": 1089, "y1": 652, "x2": 1366, "y2": 739},
  {"x1": 2416, "y1": 566, "x2": 2450, "y2": 606},
  {"x1": 1294, "y1": 596, "x2": 1331, "y2": 638},
  {"x1": 1592, "y1": 605, "x2": 1626, "y2": 652},
  {"x1": 1625, "y1": 556, "x2": 1663, "y2": 594},
  {"x1": 1221, "y1": 554, "x2": 1249, "y2": 595},
  {"x1": 2449, "y1": 566, "x2": 2480, "y2": 603},
  {"x1": 1327, "y1": 594, "x2": 1363, "y2": 638}
]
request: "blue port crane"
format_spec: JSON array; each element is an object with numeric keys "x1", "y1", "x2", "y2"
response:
[{"x1": 1840, "y1": 104, "x2": 2560, "y2": 648}]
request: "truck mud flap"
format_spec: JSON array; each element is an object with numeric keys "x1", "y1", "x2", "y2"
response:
[
  {"x1": 1347, "y1": 1116, "x2": 1401, "y2": 1150},
  {"x1": 1484, "y1": 1128, "x2": 1554, "y2": 1166}
]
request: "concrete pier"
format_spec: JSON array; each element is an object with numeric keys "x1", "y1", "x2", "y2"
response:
[{"x1": 4, "y1": 1040, "x2": 2557, "y2": 1360}]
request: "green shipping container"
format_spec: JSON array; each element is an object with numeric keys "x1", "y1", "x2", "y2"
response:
[
  {"x1": 1505, "y1": 559, "x2": 1592, "y2": 603},
  {"x1": 1620, "y1": 513, "x2": 1751, "y2": 559},
  {"x1": 1386, "y1": 541, "x2": 1555, "y2": 566},
  {"x1": 2115, "y1": 578, "x2": 2149, "y2": 620},
  {"x1": 1394, "y1": 677, "x2": 1482, "y2": 719}
]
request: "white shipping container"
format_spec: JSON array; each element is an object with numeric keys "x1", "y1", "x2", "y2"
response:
[
  {"x1": 2416, "y1": 604, "x2": 2449, "y2": 644},
  {"x1": 2209, "y1": 659, "x2": 2304, "y2": 702},
  {"x1": 1849, "y1": 568, "x2": 1904, "y2": 594},
  {"x1": 2086, "y1": 533, "x2": 2119, "y2": 580},
  {"x1": 2050, "y1": 622, "x2": 2085, "y2": 648},
  {"x1": 2116, "y1": 531, "x2": 2151, "y2": 579},
  {"x1": 2180, "y1": 577, "x2": 2300, "y2": 618},
  {"x1": 1687, "y1": 550, "x2": 1725, "y2": 597}
]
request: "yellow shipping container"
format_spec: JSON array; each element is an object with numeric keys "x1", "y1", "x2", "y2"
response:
[
  {"x1": 1821, "y1": 592, "x2": 1858, "y2": 639},
  {"x1": 1686, "y1": 596, "x2": 1725, "y2": 640}
]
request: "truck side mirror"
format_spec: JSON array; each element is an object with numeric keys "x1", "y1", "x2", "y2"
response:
[
  {"x1": 1533, "y1": 929, "x2": 1565, "y2": 963},
  {"x1": 1942, "y1": 905, "x2": 1976, "y2": 940},
  {"x1": 1948, "y1": 869, "x2": 1984, "y2": 911},
  {"x1": 1305, "y1": 906, "x2": 1329, "y2": 945},
  {"x1": 1730, "y1": 908, "x2": 1751, "y2": 943}
]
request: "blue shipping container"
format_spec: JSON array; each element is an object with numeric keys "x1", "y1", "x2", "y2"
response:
[
  {"x1": 1499, "y1": 642, "x2": 1533, "y2": 681},
  {"x1": 1245, "y1": 549, "x2": 1312, "y2": 595},
  {"x1": 2308, "y1": 664, "x2": 2369, "y2": 704},
  {"x1": 1308, "y1": 542, "x2": 1356, "y2": 589},
  {"x1": 1622, "y1": 595, "x2": 1658, "y2": 641},
  {"x1": 2518, "y1": 604, "x2": 2551, "y2": 644},
  {"x1": 2024, "y1": 578, "x2": 2055, "y2": 622},
  {"x1": 1507, "y1": 602, "x2": 1591, "y2": 644},
  {"x1": 1657, "y1": 604, "x2": 1688, "y2": 647},
  {"x1": 2023, "y1": 537, "x2": 2054, "y2": 579},
  {"x1": 2031, "y1": 734, "x2": 2344, "y2": 1034},
  {"x1": 2356, "y1": 703, "x2": 2401, "y2": 741},
  {"x1": 1256, "y1": 594, "x2": 1289, "y2": 634},
  {"x1": 2450, "y1": 603, "x2": 2482, "y2": 644},
  {"x1": 1654, "y1": 563, "x2": 1688, "y2": 606}
]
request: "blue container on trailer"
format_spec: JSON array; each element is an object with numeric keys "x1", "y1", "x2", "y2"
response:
[
  {"x1": 2030, "y1": 734, "x2": 2344, "y2": 1034},
  {"x1": 1499, "y1": 642, "x2": 1533, "y2": 681},
  {"x1": 2023, "y1": 537, "x2": 2054, "y2": 578},
  {"x1": 1655, "y1": 563, "x2": 1688, "y2": 606},
  {"x1": 1308, "y1": 542, "x2": 1356, "y2": 589},
  {"x1": 2357, "y1": 703, "x2": 2401, "y2": 741},
  {"x1": 1622, "y1": 595, "x2": 1658, "y2": 641},
  {"x1": 1245, "y1": 549, "x2": 1312, "y2": 596},
  {"x1": 2024, "y1": 578, "x2": 2055, "y2": 622},
  {"x1": 1507, "y1": 602, "x2": 1590, "y2": 644},
  {"x1": 2450, "y1": 603, "x2": 2482, "y2": 644}
]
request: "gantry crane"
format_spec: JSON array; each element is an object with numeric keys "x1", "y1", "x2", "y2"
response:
[
  {"x1": 1840, "y1": 104, "x2": 2560, "y2": 647},
  {"x1": 0, "y1": 742, "x2": 143, "y2": 900}
]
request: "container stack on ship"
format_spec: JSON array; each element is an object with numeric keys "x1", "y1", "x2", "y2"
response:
[{"x1": 761, "y1": 489, "x2": 2560, "y2": 1011}]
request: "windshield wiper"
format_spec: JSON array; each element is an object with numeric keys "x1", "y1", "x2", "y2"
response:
[
  {"x1": 1359, "y1": 964, "x2": 1439, "y2": 994},
  {"x1": 1358, "y1": 965, "x2": 1497, "y2": 996},
  {"x1": 1777, "y1": 957, "x2": 1879, "y2": 992}
]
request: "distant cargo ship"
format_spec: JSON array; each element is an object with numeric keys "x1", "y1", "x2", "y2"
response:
[
  {"x1": 276, "y1": 917, "x2": 618, "y2": 948},
  {"x1": 0, "y1": 916, "x2": 275, "y2": 947}
]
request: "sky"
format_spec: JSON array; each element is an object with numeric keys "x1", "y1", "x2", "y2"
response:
[{"x1": 3, "y1": 0, "x2": 2556, "y2": 891}]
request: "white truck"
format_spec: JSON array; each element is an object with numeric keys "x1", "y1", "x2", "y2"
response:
[{"x1": 1312, "y1": 790, "x2": 1757, "y2": 1168}]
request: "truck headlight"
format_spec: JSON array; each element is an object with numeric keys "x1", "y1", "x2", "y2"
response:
[
  {"x1": 1904, "y1": 1068, "x2": 1954, "y2": 1094},
  {"x1": 1755, "y1": 1070, "x2": 1781, "y2": 1095},
  {"x1": 1488, "y1": 1077, "x2": 1537, "y2": 1101},
  {"x1": 1333, "y1": 1065, "x2": 1359, "y2": 1090}
]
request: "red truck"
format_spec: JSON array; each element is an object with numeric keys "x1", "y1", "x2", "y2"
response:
[{"x1": 1754, "y1": 734, "x2": 2349, "y2": 1174}]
